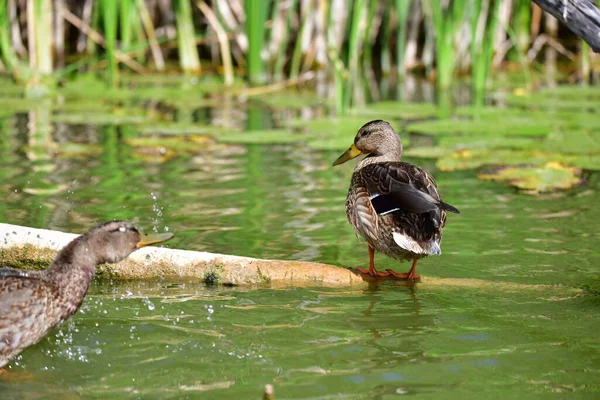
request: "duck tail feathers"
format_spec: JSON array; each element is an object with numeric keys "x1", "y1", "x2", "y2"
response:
[{"x1": 438, "y1": 201, "x2": 460, "y2": 214}]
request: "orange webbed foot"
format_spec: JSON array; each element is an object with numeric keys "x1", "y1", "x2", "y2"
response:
[
  {"x1": 356, "y1": 267, "x2": 390, "y2": 277},
  {"x1": 385, "y1": 269, "x2": 421, "y2": 281}
]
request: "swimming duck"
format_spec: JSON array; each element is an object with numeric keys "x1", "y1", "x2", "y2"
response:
[
  {"x1": 0, "y1": 221, "x2": 173, "y2": 368},
  {"x1": 333, "y1": 120, "x2": 460, "y2": 281}
]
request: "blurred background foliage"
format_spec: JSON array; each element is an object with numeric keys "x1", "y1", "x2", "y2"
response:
[{"x1": 0, "y1": 0, "x2": 598, "y2": 112}]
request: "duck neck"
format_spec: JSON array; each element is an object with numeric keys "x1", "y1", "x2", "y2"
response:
[
  {"x1": 357, "y1": 141, "x2": 403, "y2": 168},
  {"x1": 43, "y1": 236, "x2": 98, "y2": 316}
]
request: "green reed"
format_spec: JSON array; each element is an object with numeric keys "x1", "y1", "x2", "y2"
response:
[
  {"x1": 175, "y1": 0, "x2": 200, "y2": 73},
  {"x1": 0, "y1": 1, "x2": 596, "y2": 100},
  {"x1": 245, "y1": 0, "x2": 268, "y2": 85},
  {"x1": 101, "y1": 0, "x2": 118, "y2": 86},
  {"x1": 0, "y1": 2, "x2": 18, "y2": 73},
  {"x1": 513, "y1": 0, "x2": 531, "y2": 54},
  {"x1": 429, "y1": 0, "x2": 465, "y2": 91},
  {"x1": 470, "y1": 0, "x2": 500, "y2": 104},
  {"x1": 395, "y1": 0, "x2": 412, "y2": 77}
]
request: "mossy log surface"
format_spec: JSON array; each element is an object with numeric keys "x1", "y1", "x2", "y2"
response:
[{"x1": 0, "y1": 223, "x2": 363, "y2": 286}]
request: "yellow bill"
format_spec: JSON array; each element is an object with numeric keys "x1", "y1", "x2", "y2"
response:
[
  {"x1": 136, "y1": 232, "x2": 174, "y2": 248},
  {"x1": 332, "y1": 144, "x2": 363, "y2": 166}
]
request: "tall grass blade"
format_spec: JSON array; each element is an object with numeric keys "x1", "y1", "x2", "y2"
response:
[
  {"x1": 289, "y1": 1, "x2": 311, "y2": 79},
  {"x1": 101, "y1": 0, "x2": 118, "y2": 86},
  {"x1": 198, "y1": 1, "x2": 233, "y2": 85},
  {"x1": 470, "y1": 0, "x2": 500, "y2": 104},
  {"x1": 136, "y1": 0, "x2": 165, "y2": 70},
  {"x1": 175, "y1": 0, "x2": 201, "y2": 73},
  {"x1": 120, "y1": 0, "x2": 134, "y2": 53},
  {"x1": 395, "y1": 0, "x2": 411, "y2": 77},
  {"x1": 273, "y1": 0, "x2": 298, "y2": 80},
  {"x1": 513, "y1": 0, "x2": 531, "y2": 54},
  {"x1": 343, "y1": 0, "x2": 366, "y2": 111},
  {"x1": 0, "y1": 2, "x2": 19, "y2": 74},
  {"x1": 245, "y1": 0, "x2": 268, "y2": 85}
]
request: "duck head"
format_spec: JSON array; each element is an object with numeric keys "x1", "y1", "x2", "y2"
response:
[
  {"x1": 333, "y1": 120, "x2": 403, "y2": 166},
  {"x1": 80, "y1": 220, "x2": 174, "y2": 264}
]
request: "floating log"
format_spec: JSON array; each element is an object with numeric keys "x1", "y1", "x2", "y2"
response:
[
  {"x1": 0, "y1": 223, "x2": 363, "y2": 286},
  {"x1": 532, "y1": 0, "x2": 600, "y2": 52}
]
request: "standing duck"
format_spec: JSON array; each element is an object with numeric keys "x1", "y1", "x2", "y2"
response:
[
  {"x1": 0, "y1": 221, "x2": 173, "y2": 368},
  {"x1": 333, "y1": 120, "x2": 460, "y2": 281}
]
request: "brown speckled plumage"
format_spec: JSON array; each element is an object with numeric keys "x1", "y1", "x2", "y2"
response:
[
  {"x1": 333, "y1": 120, "x2": 460, "y2": 279},
  {"x1": 0, "y1": 221, "x2": 173, "y2": 368}
]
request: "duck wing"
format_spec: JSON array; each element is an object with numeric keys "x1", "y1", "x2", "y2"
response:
[{"x1": 359, "y1": 162, "x2": 460, "y2": 215}]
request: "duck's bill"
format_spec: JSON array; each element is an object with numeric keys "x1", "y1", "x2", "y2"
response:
[
  {"x1": 136, "y1": 232, "x2": 175, "y2": 248},
  {"x1": 332, "y1": 144, "x2": 363, "y2": 166}
]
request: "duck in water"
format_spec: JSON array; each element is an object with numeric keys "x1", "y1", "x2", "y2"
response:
[{"x1": 0, "y1": 221, "x2": 173, "y2": 368}]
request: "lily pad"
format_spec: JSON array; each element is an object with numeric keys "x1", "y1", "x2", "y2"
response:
[
  {"x1": 437, "y1": 148, "x2": 600, "y2": 172},
  {"x1": 217, "y1": 129, "x2": 306, "y2": 144},
  {"x1": 284, "y1": 116, "x2": 369, "y2": 136},
  {"x1": 349, "y1": 101, "x2": 441, "y2": 120},
  {"x1": 542, "y1": 131, "x2": 600, "y2": 155},
  {"x1": 124, "y1": 135, "x2": 216, "y2": 154},
  {"x1": 506, "y1": 85, "x2": 600, "y2": 111},
  {"x1": 403, "y1": 146, "x2": 451, "y2": 159},
  {"x1": 137, "y1": 123, "x2": 237, "y2": 137},
  {"x1": 52, "y1": 108, "x2": 164, "y2": 125},
  {"x1": 436, "y1": 135, "x2": 540, "y2": 150},
  {"x1": 254, "y1": 90, "x2": 323, "y2": 109},
  {"x1": 437, "y1": 149, "x2": 560, "y2": 171},
  {"x1": 478, "y1": 162, "x2": 584, "y2": 194},
  {"x1": 284, "y1": 116, "x2": 410, "y2": 151},
  {"x1": 407, "y1": 117, "x2": 551, "y2": 137},
  {"x1": 53, "y1": 143, "x2": 104, "y2": 159}
]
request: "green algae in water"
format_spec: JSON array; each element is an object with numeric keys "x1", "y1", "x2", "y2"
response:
[
  {"x1": 349, "y1": 101, "x2": 442, "y2": 120},
  {"x1": 216, "y1": 129, "x2": 306, "y2": 144},
  {"x1": 1, "y1": 79, "x2": 600, "y2": 398},
  {"x1": 479, "y1": 162, "x2": 584, "y2": 194},
  {"x1": 1, "y1": 281, "x2": 598, "y2": 398}
]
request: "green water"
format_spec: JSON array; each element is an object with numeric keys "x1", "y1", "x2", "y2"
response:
[{"x1": 1, "y1": 80, "x2": 599, "y2": 398}]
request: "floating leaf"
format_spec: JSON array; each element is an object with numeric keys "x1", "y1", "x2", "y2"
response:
[
  {"x1": 542, "y1": 131, "x2": 600, "y2": 155},
  {"x1": 478, "y1": 162, "x2": 584, "y2": 194},
  {"x1": 437, "y1": 149, "x2": 560, "y2": 171},
  {"x1": 404, "y1": 146, "x2": 451, "y2": 159},
  {"x1": 137, "y1": 123, "x2": 236, "y2": 137},
  {"x1": 349, "y1": 101, "x2": 441, "y2": 120},
  {"x1": 437, "y1": 135, "x2": 540, "y2": 150},
  {"x1": 52, "y1": 108, "x2": 164, "y2": 125},
  {"x1": 217, "y1": 129, "x2": 306, "y2": 144},
  {"x1": 284, "y1": 117, "x2": 409, "y2": 150},
  {"x1": 408, "y1": 118, "x2": 551, "y2": 137},
  {"x1": 254, "y1": 90, "x2": 323, "y2": 109},
  {"x1": 124, "y1": 135, "x2": 217, "y2": 160},
  {"x1": 53, "y1": 143, "x2": 103, "y2": 159}
]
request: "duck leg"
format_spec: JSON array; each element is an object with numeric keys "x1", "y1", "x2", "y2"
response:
[
  {"x1": 386, "y1": 259, "x2": 421, "y2": 281},
  {"x1": 356, "y1": 246, "x2": 389, "y2": 277}
]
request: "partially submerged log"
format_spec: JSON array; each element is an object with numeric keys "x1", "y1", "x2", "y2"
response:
[
  {"x1": 0, "y1": 223, "x2": 363, "y2": 286},
  {"x1": 532, "y1": 0, "x2": 600, "y2": 52}
]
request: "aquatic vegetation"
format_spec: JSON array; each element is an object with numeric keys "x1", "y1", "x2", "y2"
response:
[
  {"x1": 0, "y1": 1, "x2": 595, "y2": 110},
  {"x1": 216, "y1": 129, "x2": 305, "y2": 145},
  {"x1": 478, "y1": 162, "x2": 584, "y2": 194},
  {"x1": 124, "y1": 135, "x2": 217, "y2": 162},
  {"x1": 349, "y1": 101, "x2": 442, "y2": 121}
]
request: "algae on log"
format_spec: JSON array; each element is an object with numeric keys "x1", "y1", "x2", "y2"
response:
[
  {"x1": 532, "y1": 0, "x2": 600, "y2": 52},
  {"x1": 0, "y1": 223, "x2": 363, "y2": 286}
]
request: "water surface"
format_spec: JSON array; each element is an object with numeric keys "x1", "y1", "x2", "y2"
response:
[{"x1": 0, "y1": 83, "x2": 599, "y2": 398}]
